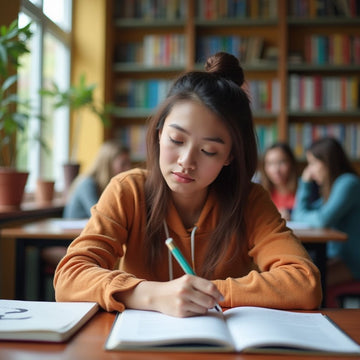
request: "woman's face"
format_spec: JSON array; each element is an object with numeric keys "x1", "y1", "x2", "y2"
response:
[
  {"x1": 264, "y1": 148, "x2": 292, "y2": 187},
  {"x1": 305, "y1": 151, "x2": 328, "y2": 186},
  {"x1": 158, "y1": 101, "x2": 233, "y2": 200}
]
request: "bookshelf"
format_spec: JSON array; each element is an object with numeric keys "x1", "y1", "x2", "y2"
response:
[
  {"x1": 287, "y1": 0, "x2": 360, "y2": 169},
  {"x1": 104, "y1": 0, "x2": 360, "y2": 167}
]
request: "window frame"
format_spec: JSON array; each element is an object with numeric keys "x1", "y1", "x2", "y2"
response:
[{"x1": 19, "y1": 0, "x2": 72, "y2": 192}]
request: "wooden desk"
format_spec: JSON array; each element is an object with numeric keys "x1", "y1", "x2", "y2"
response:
[
  {"x1": 0, "y1": 309, "x2": 359, "y2": 360},
  {"x1": 0, "y1": 219, "x2": 347, "y2": 303}
]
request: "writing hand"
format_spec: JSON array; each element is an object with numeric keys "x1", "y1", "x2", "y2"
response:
[{"x1": 117, "y1": 275, "x2": 223, "y2": 318}]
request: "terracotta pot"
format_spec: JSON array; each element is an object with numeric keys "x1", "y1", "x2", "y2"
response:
[
  {"x1": 0, "y1": 168, "x2": 29, "y2": 210},
  {"x1": 35, "y1": 179, "x2": 55, "y2": 205}
]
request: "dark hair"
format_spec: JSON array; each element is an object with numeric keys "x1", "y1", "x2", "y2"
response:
[
  {"x1": 261, "y1": 142, "x2": 298, "y2": 194},
  {"x1": 144, "y1": 52, "x2": 257, "y2": 277},
  {"x1": 308, "y1": 137, "x2": 357, "y2": 189}
]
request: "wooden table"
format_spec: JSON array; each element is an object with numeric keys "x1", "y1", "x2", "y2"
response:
[
  {"x1": 0, "y1": 309, "x2": 359, "y2": 360},
  {"x1": 0, "y1": 219, "x2": 347, "y2": 303}
]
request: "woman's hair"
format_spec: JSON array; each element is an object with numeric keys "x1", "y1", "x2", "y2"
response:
[
  {"x1": 86, "y1": 140, "x2": 130, "y2": 194},
  {"x1": 308, "y1": 137, "x2": 357, "y2": 198},
  {"x1": 144, "y1": 52, "x2": 258, "y2": 278},
  {"x1": 261, "y1": 142, "x2": 298, "y2": 194}
]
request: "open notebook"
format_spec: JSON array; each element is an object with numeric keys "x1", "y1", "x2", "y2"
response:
[
  {"x1": 0, "y1": 300, "x2": 98, "y2": 342},
  {"x1": 105, "y1": 306, "x2": 360, "y2": 355}
]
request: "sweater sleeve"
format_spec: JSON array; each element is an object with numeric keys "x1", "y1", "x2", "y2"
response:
[
  {"x1": 213, "y1": 184, "x2": 322, "y2": 310},
  {"x1": 54, "y1": 172, "x2": 146, "y2": 312},
  {"x1": 292, "y1": 174, "x2": 360, "y2": 228}
]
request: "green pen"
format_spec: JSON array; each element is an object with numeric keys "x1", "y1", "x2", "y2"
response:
[{"x1": 165, "y1": 237, "x2": 222, "y2": 312}]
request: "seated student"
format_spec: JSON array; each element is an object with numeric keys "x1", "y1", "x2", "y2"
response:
[
  {"x1": 292, "y1": 137, "x2": 360, "y2": 287},
  {"x1": 63, "y1": 140, "x2": 131, "y2": 218},
  {"x1": 261, "y1": 142, "x2": 298, "y2": 220},
  {"x1": 54, "y1": 52, "x2": 322, "y2": 317}
]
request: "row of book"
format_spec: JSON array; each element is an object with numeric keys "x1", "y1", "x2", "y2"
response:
[
  {"x1": 144, "y1": 34, "x2": 186, "y2": 66},
  {"x1": 115, "y1": 34, "x2": 186, "y2": 66},
  {"x1": 246, "y1": 79, "x2": 280, "y2": 113},
  {"x1": 255, "y1": 124, "x2": 279, "y2": 154},
  {"x1": 288, "y1": 75, "x2": 359, "y2": 111},
  {"x1": 116, "y1": 125, "x2": 148, "y2": 161},
  {"x1": 114, "y1": 79, "x2": 172, "y2": 108},
  {"x1": 116, "y1": 36, "x2": 269, "y2": 65},
  {"x1": 196, "y1": 0, "x2": 278, "y2": 19},
  {"x1": 114, "y1": 75, "x2": 358, "y2": 113},
  {"x1": 289, "y1": 122, "x2": 360, "y2": 159},
  {"x1": 114, "y1": 0, "x2": 186, "y2": 20},
  {"x1": 304, "y1": 34, "x2": 360, "y2": 65},
  {"x1": 114, "y1": 42, "x2": 143, "y2": 63},
  {"x1": 196, "y1": 36, "x2": 265, "y2": 65},
  {"x1": 114, "y1": 78, "x2": 279, "y2": 113},
  {"x1": 288, "y1": 0, "x2": 360, "y2": 17}
]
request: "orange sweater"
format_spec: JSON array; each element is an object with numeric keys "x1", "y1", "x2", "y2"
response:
[{"x1": 54, "y1": 168, "x2": 322, "y2": 312}]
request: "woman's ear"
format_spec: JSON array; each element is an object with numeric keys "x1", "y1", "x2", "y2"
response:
[{"x1": 224, "y1": 154, "x2": 233, "y2": 166}]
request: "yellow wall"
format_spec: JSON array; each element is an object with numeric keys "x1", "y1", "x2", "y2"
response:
[{"x1": 71, "y1": 0, "x2": 106, "y2": 173}]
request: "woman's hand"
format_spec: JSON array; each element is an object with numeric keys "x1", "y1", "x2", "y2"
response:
[
  {"x1": 301, "y1": 165, "x2": 313, "y2": 183},
  {"x1": 116, "y1": 275, "x2": 223, "y2": 317}
]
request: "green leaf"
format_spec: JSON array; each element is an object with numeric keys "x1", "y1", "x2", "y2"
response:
[{"x1": 1, "y1": 74, "x2": 17, "y2": 91}]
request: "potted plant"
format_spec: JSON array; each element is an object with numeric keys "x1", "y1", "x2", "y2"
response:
[
  {"x1": 0, "y1": 20, "x2": 34, "y2": 209},
  {"x1": 40, "y1": 74, "x2": 112, "y2": 193}
]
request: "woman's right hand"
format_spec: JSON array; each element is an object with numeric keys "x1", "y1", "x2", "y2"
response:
[
  {"x1": 301, "y1": 165, "x2": 313, "y2": 183},
  {"x1": 116, "y1": 275, "x2": 223, "y2": 317}
]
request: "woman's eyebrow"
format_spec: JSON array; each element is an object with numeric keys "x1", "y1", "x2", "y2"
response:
[{"x1": 168, "y1": 124, "x2": 225, "y2": 144}]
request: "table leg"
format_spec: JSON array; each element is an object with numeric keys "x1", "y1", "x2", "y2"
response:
[{"x1": 15, "y1": 238, "x2": 26, "y2": 300}]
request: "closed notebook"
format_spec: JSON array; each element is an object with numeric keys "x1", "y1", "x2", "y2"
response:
[
  {"x1": 0, "y1": 300, "x2": 98, "y2": 342},
  {"x1": 105, "y1": 306, "x2": 360, "y2": 355}
]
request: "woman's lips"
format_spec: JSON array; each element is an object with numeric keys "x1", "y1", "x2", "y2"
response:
[{"x1": 172, "y1": 172, "x2": 194, "y2": 183}]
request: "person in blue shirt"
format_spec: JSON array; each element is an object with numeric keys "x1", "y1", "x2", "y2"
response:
[
  {"x1": 292, "y1": 137, "x2": 360, "y2": 287},
  {"x1": 63, "y1": 140, "x2": 131, "y2": 218}
]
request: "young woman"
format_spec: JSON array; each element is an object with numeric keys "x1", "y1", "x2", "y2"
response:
[
  {"x1": 292, "y1": 137, "x2": 360, "y2": 287},
  {"x1": 54, "y1": 52, "x2": 321, "y2": 317},
  {"x1": 63, "y1": 140, "x2": 131, "y2": 218},
  {"x1": 261, "y1": 142, "x2": 298, "y2": 220}
]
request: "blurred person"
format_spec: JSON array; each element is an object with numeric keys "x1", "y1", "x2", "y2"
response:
[
  {"x1": 292, "y1": 137, "x2": 360, "y2": 287},
  {"x1": 63, "y1": 139, "x2": 131, "y2": 218},
  {"x1": 261, "y1": 142, "x2": 298, "y2": 220}
]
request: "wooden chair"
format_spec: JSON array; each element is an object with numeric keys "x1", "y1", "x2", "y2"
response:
[{"x1": 326, "y1": 281, "x2": 360, "y2": 308}]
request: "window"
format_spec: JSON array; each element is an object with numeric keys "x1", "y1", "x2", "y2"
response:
[{"x1": 18, "y1": 0, "x2": 72, "y2": 192}]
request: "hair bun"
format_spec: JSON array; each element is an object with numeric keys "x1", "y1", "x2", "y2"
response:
[{"x1": 204, "y1": 52, "x2": 245, "y2": 87}]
